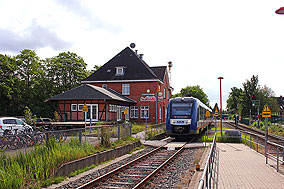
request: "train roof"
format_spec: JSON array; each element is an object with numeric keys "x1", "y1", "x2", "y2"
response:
[{"x1": 170, "y1": 97, "x2": 212, "y2": 111}]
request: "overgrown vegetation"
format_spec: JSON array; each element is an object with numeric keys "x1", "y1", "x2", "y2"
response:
[
  {"x1": 0, "y1": 136, "x2": 140, "y2": 188},
  {"x1": 251, "y1": 121, "x2": 284, "y2": 137}
]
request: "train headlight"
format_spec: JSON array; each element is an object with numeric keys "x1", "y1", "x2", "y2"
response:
[
  {"x1": 170, "y1": 119, "x2": 175, "y2": 124},
  {"x1": 186, "y1": 119, "x2": 191, "y2": 124}
]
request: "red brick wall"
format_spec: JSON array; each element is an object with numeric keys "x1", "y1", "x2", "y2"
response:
[{"x1": 90, "y1": 79, "x2": 171, "y2": 123}]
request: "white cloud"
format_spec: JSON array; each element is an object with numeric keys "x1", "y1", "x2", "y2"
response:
[{"x1": 0, "y1": 0, "x2": 283, "y2": 109}]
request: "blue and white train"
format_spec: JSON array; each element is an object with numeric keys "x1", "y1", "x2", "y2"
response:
[{"x1": 166, "y1": 97, "x2": 212, "y2": 137}]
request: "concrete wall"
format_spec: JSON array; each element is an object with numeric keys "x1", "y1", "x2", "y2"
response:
[{"x1": 55, "y1": 141, "x2": 141, "y2": 177}]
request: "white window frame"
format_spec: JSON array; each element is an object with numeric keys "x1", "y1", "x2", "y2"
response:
[
  {"x1": 130, "y1": 106, "x2": 139, "y2": 118},
  {"x1": 71, "y1": 104, "x2": 77, "y2": 111},
  {"x1": 116, "y1": 67, "x2": 124, "y2": 76},
  {"x1": 140, "y1": 106, "x2": 149, "y2": 119},
  {"x1": 122, "y1": 84, "x2": 130, "y2": 95},
  {"x1": 117, "y1": 106, "x2": 122, "y2": 121},
  {"x1": 78, "y1": 104, "x2": 84, "y2": 111},
  {"x1": 163, "y1": 88, "x2": 166, "y2": 98},
  {"x1": 159, "y1": 106, "x2": 162, "y2": 120}
]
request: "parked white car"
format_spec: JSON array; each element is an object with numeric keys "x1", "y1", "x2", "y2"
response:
[{"x1": 0, "y1": 117, "x2": 33, "y2": 135}]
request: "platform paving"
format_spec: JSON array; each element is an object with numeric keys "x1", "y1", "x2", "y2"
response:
[{"x1": 218, "y1": 143, "x2": 284, "y2": 189}]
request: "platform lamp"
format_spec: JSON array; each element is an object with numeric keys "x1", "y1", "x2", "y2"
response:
[
  {"x1": 218, "y1": 77, "x2": 224, "y2": 135},
  {"x1": 276, "y1": 7, "x2": 284, "y2": 14}
]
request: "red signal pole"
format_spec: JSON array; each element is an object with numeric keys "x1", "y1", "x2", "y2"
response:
[{"x1": 218, "y1": 77, "x2": 224, "y2": 135}]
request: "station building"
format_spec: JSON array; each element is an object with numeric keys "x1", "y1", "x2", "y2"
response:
[{"x1": 47, "y1": 47, "x2": 172, "y2": 123}]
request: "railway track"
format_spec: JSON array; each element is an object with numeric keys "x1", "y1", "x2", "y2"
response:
[
  {"x1": 77, "y1": 143, "x2": 187, "y2": 189},
  {"x1": 226, "y1": 121, "x2": 284, "y2": 145}
]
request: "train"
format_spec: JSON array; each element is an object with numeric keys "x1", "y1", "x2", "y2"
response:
[{"x1": 166, "y1": 97, "x2": 212, "y2": 137}]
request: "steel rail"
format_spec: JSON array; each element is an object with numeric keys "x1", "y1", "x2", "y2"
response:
[
  {"x1": 76, "y1": 145, "x2": 166, "y2": 189},
  {"x1": 226, "y1": 122, "x2": 284, "y2": 144},
  {"x1": 132, "y1": 143, "x2": 187, "y2": 188}
]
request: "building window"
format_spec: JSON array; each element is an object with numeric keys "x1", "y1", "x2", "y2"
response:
[
  {"x1": 71, "y1": 104, "x2": 77, "y2": 111},
  {"x1": 159, "y1": 106, "x2": 162, "y2": 120},
  {"x1": 141, "y1": 106, "x2": 149, "y2": 118},
  {"x1": 102, "y1": 84, "x2": 107, "y2": 89},
  {"x1": 158, "y1": 85, "x2": 161, "y2": 91},
  {"x1": 115, "y1": 66, "x2": 124, "y2": 76},
  {"x1": 130, "y1": 106, "x2": 139, "y2": 118},
  {"x1": 163, "y1": 88, "x2": 166, "y2": 98},
  {"x1": 78, "y1": 104, "x2": 84, "y2": 111},
  {"x1": 109, "y1": 104, "x2": 117, "y2": 112},
  {"x1": 122, "y1": 84, "x2": 130, "y2": 95}
]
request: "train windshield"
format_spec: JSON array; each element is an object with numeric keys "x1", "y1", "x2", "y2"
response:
[{"x1": 171, "y1": 102, "x2": 192, "y2": 118}]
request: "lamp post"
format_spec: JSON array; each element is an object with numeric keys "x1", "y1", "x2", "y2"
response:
[{"x1": 218, "y1": 77, "x2": 224, "y2": 135}]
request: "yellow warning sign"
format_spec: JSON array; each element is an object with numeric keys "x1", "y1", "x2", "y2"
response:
[
  {"x1": 124, "y1": 108, "x2": 129, "y2": 115},
  {"x1": 214, "y1": 109, "x2": 219, "y2": 117},
  {"x1": 82, "y1": 104, "x2": 88, "y2": 112},
  {"x1": 262, "y1": 104, "x2": 271, "y2": 118},
  {"x1": 206, "y1": 110, "x2": 211, "y2": 117}
]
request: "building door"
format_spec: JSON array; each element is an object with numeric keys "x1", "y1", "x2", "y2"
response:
[
  {"x1": 86, "y1": 104, "x2": 98, "y2": 121},
  {"x1": 117, "y1": 106, "x2": 122, "y2": 121}
]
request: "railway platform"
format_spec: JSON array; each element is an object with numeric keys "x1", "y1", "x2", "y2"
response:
[{"x1": 217, "y1": 143, "x2": 284, "y2": 189}]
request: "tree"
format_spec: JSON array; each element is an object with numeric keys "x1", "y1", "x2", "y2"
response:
[
  {"x1": 16, "y1": 49, "x2": 42, "y2": 87},
  {"x1": 173, "y1": 85, "x2": 210, "y2": 106},
  {"x1": 226, "y1": 87, "x2": 243, "y2": 114},
  {"x1": 44, "y1": 51, "x2": 89, "y2": 94},
  {"x1": 0, "y1": 54, "x2": 22, "y2": 115},
  {"x1": 242, "y1": 75, "x2": 260, "y2": 117},
  {"x1": 226, "y1": 75, "x2": 279, "y2": 117}
]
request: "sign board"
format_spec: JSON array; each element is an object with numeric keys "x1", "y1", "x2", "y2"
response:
[
  {"x1": 262, "y1": 104, "x2": 271, "y2": 118},
  {"x1": 206, "y1": 110, "x2": 211, "y2": 117},
  {"x1": 124, "y1": 108, "x2": 128, "y2": 115},
  {"x1": 82, "y1": 104, "x2": 88, "y2": 112},
  {"x1": 214, "y1": 109, "x2": 219, "y2": 117}
]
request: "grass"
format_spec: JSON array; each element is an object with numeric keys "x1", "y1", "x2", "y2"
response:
[
  {"x1": 250, "y1": 121, "x2": 284, "y2": 137},
  {"x1": 0, "y1": 137, "x2": 140, "y2": 188},
  {"x1": 203, "y1": 126, "x2": 256, "y2": 147}
]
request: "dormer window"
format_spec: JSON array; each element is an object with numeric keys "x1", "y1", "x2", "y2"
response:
[{"x1": 115, "y1": 66, "x2": 125, "y2": 76}]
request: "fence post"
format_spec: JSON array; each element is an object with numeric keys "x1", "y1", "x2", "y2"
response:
[
  {"x1": 250, "y1": 135, "x2": 252, "y2": 148},
  {"x1": 256, "y1": 136, "x2": 258, "y2": 152},
  {"x1": 79, "y1": 129, "x2": 82, "y2": 143},
  {"x1": 282, "y1": 141, "x2": 284, "y2": 165},
  {"x1": 277, "y1": 146, "x2": 279, "y2": 172},
  {"x1": 205, "y1": 131, "x2": 207, "y2": 147},
  {"x1": 45, "y1": 132, "x2": 49, "y2": 144},
  {"x1": 118, "y1": 124, "x2": 120, "y2": 140},
  {"x1": 129, "y1": 123, "x2": 132, "y2": 137}
]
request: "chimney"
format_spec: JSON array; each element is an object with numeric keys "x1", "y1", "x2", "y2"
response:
[{"x1": 135, "y1": 50, "x2": 138, "y2": 55}]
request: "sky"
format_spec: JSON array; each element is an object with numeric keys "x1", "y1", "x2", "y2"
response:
[{"x1": 0, "y1": 0, "x2": 283, "y2": 108}]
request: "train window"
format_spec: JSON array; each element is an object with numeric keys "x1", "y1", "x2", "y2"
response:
[{"x1": 171, "y1": 102, "x2": 192, "y2": 118}]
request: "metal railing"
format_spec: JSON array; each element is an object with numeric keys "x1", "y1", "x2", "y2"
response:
[
  {"x1": 205, "y1": 129, "x2": 284, "y2": 173},
  {"x1": 198, "y1": 133, "x2": 219, "y2": 189},
  {"x1": 240, "y1": 130, "x2": 284, "y2": 172}
]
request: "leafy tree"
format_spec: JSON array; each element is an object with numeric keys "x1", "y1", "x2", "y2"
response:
[
  {"x1": 16, "y1": 49, "x2": 42, "y2": 87},
  {"x1": 24, "y1": 106, "x2": 36, "y2": 126},
  {"x1": 173, "y1": 85, "x2": 210, "y2": 106},
  {"x1": 226, "y1": 75, "x2": 279, "y2": 117},
  {"x1": 0, "y1": 54, "x2": 22, "y2": 115},
  {"x1": 241, "y1": 75, "x2": 260, "y2": 117},
  {"x1": 226, "y1": 87, "x2": 243, "y2": 114},
  {"x1": 44, "y1": 51, "x2": 89, "y2": 94}
]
